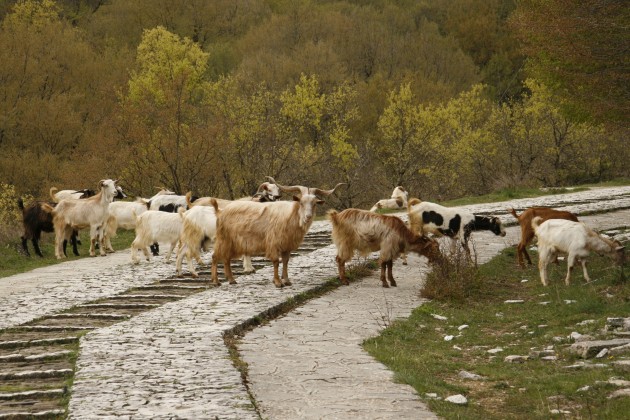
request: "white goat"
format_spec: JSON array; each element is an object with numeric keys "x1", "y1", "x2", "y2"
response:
[
  {"x1": 211, "y1": 178, "x2": 343, "y2": 287},
  {"x1": 532, "y1": 217, "x2": 625, "y2": 286},
  {"x1": 50, "y1": 187, "x2": 96, "y2": 202},
  {"x1": 52, "y1": 179, "x2": 118, "y2": 259},
  {"x1": 329, "y1": 209, "x2": 441, "y2": 287},
  {"x1": 103, "y1": 188, "x2": 175, "y2": 252},
  {"x1": 369, "y1": 186, "x2": 408, "y2": 212},
  {"x1": 175, "y1": 204, "x2": 218, "y2": 278},
  {"x1": 130, "y1": 210, "x2": 183, "y2": 264}
]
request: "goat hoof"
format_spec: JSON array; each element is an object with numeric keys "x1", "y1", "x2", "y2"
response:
[
  {"x1": 381, "y1": 283, "x2": 390, "y2": 288},
  {"x1": 402, "y1": 262, "x2": 408, "y2": 266},
  {"x1": 390, "y1": 281, "x2": 397, "y2": 287},
  {"x1": 229, "y1": 280, "x2": 237, "y2": 285},
  {"x1": 282, "y1": 280, "x2": 292, "y2": 286}
]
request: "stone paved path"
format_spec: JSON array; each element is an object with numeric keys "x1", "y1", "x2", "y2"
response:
[{"x1": 1, "y1": 186, "x2": 629, "y2": 419}]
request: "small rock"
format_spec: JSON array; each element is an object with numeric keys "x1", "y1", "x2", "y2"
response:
[
  {"x1": 541, "y1": 356, "x2": 558, "y2": 361},
  {"x1": 564, "y1": 362, "x2": 608, "y2": 369},
  {"x1": 425, "y1": 393, "x2": 440, "y2": 399},
  {"x1": 570, "y1": 338, "x2": 630, "y2": 358},
  {"x1": 458, "y1": 324, "x2": 469, "y2": 331},
  {"x1": 539, "y1": 301, "x2": 551, "y2": 305},
  {"x1": 564, "y1": 300, "x2": 577, "y2": 304},
  {"x1": 596, "y1": 348, "x2": 609, "y2": 359},
  {"x1": 459, "y1": 370, "x2": 484, "y2": 381},
  {"x1": 504, "y1": 355, "x2": 528, "y2": 363},
  {"x1": 538, "y1": 324, "x2": 548, "y2": 328},
  {"x1": 552, "y1": 336, "x2": 565, "y2": 343},
  {"x1": 550, "y1": 409, "x2": 571, "y2": 414},
  {"x1": 569, "y1": 332, "x2": 582, "y2": 341},
  {"x1": 452, "y1": 345, "x2": 462, "y2": 351},
  {"x1": 505, "y1": 299, "x2": 525, "y2": 304},
  {"x1": 577, "y1": 385, "x2": 590, "y2": 392},
  {"x1": 608, "y1": 388, "x2": 630, "y2": 399},
  {"x1": 445, "y1": 394, "x2": 468, "y2": 405},
  {"x1": 431, "y1": 314, "x2": 448, "y2": 321},
  {"x1": 577, "y1": 319, "x2": 595, "y2": 326},
  {"x1": 495, "y1": 312, "x2": 504, "y2": 318},
  {"x1": 444, "y1": 335, "x2": 454, "y2": 341},
  {"x1": 606, "y1": 293, "x2": 614, "y2": 298},
  {"x1": 538, "y1": 293, "x2": 548, "y2": 297},
  {"x1": 521, "y1": 279, "x2": 528, "y2": 283},
  {"x1": 606, "y1": 378, "x2": 630, "y2": 387},
  {"x1": 487, "y1": 348, "x2": 503, "y2": 354}
]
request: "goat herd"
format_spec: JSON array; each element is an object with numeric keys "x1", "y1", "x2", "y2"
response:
[{"x1": 18, "y1": 180, "x2": 625, "y2": 288}]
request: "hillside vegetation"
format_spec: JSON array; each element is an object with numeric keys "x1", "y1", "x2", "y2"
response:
[{"x1": 0, "y1": 0, "x2": 627, "y2": 240}]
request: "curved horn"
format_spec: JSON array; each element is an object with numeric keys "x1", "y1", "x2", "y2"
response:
[
  {"x1": 266, "y1": 176, "x2": 306, "y2": 196},
  {"x1": 311, "y1": 183, "x2": 346, "y2": 197}
]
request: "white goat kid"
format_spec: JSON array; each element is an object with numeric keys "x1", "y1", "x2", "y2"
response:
[
  {"x1": 175, "y1": 204, "x2": 218, "y2": 278},
  {"x1": 52, "y1": 179, "x2": 118, "y2": 259},
  {"x1": 369, "y1": 186, "x2": 408, "y2": 212},
  {"x1": 532, "y1": 217, "x2": 625, "y2": 286},
  {"x1": 131, "y1": 210, "x2": 183, "y2": 264}
]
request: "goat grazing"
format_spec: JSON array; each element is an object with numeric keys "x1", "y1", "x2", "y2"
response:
[
  {"x1": 211, "y1": 177, "x2": 344, "y2": 287},
  {"x1": 130, "y1": 210, "x2": 183, "y2": 264},
  {"x1": 369, "y1": 186, "x2": 408, "y2": 212},
  {"x1": 17, "y1": 199, "x2": 78, "y2": 257},
  {"x1": 329, "y1": 209, "x2": 441, "y2": 287},
  {"x1": 509, "y1": 207, "x2": 579, "y2": 268},
  {"x1": 532, "y1": 217, "x2": 625, "y2": 286},
  {"x1": 175, "y1": 204, "x2": 218, "y2": 277},
  {"x1": 408, "y1": 198, "x2": 506, "y2": 255},
  {"x1": 52, "y1": 179, "x2": 119, "y2": 259}
]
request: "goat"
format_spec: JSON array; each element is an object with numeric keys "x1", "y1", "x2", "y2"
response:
[
  {"x1": 50, "y1": 187, "x2": 96, "y2": 202},
  {"x1": 211, "y1": 177, "x2": 344, "y2": 287},
  {"x1": 509, "y1": 207, "x2": 579, "y2": 268},
  {"x1": 175, "y1": 204, "x2": 218, "y2": 278},
  {"x1": 369, "y1": 186, "x2": 408, "y2": 212},
  {"x1": 130, "y1": 210, "x2": 183, "y2": 264},
  {"x1": 188, "y1": 181, "x2": 283, "y2": 273},
  {"x1": 102, "y1": 199, "x2": 151, "y2": 252},
  {"x1": 329, "y1": 209, "x2": 441, "y2": 288},
  {"x1": 532, "y1": 217, "x2": 625, "y2": 286},
  {"x1": 52, "y1": 179, "x2": 119, "y2": 259},
  {"x1": 408, "y1": 198, "x2": 506, "y2": 255},
  {"x1": 17, "y1": 199, "x2": 78, "y2": 257}
]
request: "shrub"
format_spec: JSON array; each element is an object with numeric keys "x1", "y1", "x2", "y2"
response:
[
  {"x1": 0, "y1": 183, "x2": 32, "y2": 245},
  {"x1": 421, "y1": 243, "x2": 482, "y2": 302}
]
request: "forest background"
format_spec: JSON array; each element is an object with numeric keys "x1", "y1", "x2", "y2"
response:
[{"x1": 0, "y1": 0, "x2": 627, "y2": 214}]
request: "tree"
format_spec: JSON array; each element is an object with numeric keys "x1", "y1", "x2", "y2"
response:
[{"x1": 118, "y1": 26, "x2": 217, "y2": 195}]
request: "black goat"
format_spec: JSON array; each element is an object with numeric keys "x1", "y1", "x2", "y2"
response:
[{"x1": 17, "y1": 198, "x2": 78, "y2": 257}]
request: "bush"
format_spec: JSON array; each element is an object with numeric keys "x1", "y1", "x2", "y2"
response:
[
  {"x1": 0, "y1": 183, "x2": 31, "y2": 245},
  {"x1": 421, "y1": 243, "x2": 482, "y2": 302}
]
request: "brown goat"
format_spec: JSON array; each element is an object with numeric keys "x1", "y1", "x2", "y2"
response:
[
  {"x1": 328, "y1": 209, "x2": 441, "y2": 288},
  {"x1": 508, "y1": 207, "x2": 579, "y2": 268}
]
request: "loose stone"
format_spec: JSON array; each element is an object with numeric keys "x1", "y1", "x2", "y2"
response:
[{"x1": 445, "y1": 394, "x2": 468, "y2": 405}]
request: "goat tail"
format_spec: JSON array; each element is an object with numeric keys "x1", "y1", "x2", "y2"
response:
[
  {"x1": 185, "y1": 191, "x2": 193, "y2": 208},
  {"x1": 209, "y1": 198, "x2": 220, "y2": 215},
  {"x1": 49, "y1": 187, "x2": 59, "y2": 202},
  {"x1": 508, "y1": 207, "x2": 519, "y2": 219},
  {"x1": 41, "y1": 203, "x2": 54, "y2": 213},
  {"x1": 178, "y1": 207, "x2": 186, "y2": 219},
  {"x1": 531, "y1": 216, "x2": 543, "y2": 232},
  {"x1": 407, "y1": 197, "x2": 421, "y2": 211},
  {"x1": 327, "y1": 209, "x2": 338, "y2": 225},
  {"x1": 17, "y1": 198, "x2": 24, "y2": 211}
]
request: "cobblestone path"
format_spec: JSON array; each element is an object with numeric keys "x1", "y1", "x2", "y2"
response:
[{"x1": 0, "y1": 186, "x2": 629, "y2": 418}]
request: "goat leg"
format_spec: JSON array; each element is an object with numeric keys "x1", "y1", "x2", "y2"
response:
[
  {"x1": 336, "y1": 255, "x2": 349, "y2": 285},
  {"x1": 380, "y1": 261, "x2": 389, "y2": 288},
  {"x1": 272, "y1": 259, "x2": 283, "y2": 288},
  {"x1": 387, "y1": 260, "x2": 396, "y2": 287},
  {"x1": 21, "y1": 236, "x2": 31, "y2": 257},
  {"x1": 281, "y1": 251, "x2": 291, "y2": 286}
]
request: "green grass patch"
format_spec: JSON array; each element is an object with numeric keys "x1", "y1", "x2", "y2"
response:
[
  {"x1": 364, "y1": 245, "x2": 630, "y2": 419},
  {"x1": 0, "y1": 230, "x2": 135, "y2": 279}
]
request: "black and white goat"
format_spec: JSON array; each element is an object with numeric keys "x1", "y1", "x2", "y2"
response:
[{"x1": 407, "y1": 198, "x2": 506, "y2": 255}]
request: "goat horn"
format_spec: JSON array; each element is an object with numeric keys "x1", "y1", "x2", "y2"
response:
[
  {"x1": 311, "y1": 183, "x2": 345, "y2": 197},
  {"x1": 266, "y1": 176, "x2": 306, "y2": 196}
]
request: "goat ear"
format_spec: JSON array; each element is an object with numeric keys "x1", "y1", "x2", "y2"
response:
[
  {"x1": 292, "y1": 195, "x2": 301, "y2": 202},
  {"x1": 317, "y1": 199, "x2": 325, "y2": 205},
  {"x1": 98, "y1": 180, "x2": 105, "y2": 188}
]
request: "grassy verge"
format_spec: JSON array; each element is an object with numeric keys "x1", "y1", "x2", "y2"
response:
[
  {"x1": 364, "y1": 245, "x2": 630, "y2": 419},
  {"x1": 0, "y1": 230, "x2": 135, "y2": 278}
]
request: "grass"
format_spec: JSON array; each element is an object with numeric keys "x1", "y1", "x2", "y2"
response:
[
  {"x1": 440, "y1": 186, "x2": 590, "y2": 207},
  {"x1": 364, "y1": 245, "x2": 630, "y2": 419},
  {"x1": 0, "y1": 230, "x2": 135, "y2": 278}
]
